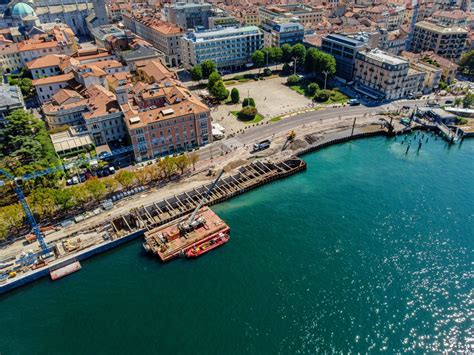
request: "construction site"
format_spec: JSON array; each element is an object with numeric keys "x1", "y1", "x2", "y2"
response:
[{"x1": 0, "y1": 112, "x2": 421, "y2": 294}]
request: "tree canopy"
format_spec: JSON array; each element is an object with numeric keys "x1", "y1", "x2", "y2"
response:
[
  {"x1": 251, "y1": 50, "x2": 265, "y2": 69},
  {"x1": 305, "y1": 48, "x2": 336, "y2": 77},
  {"x1": 459, "y1": 50, "x2": 474, "y2": 76},
  {"x1": 190, "y1": 65, "x2": 203, "y2": 81},
  {"x1": 0, "y1": 109, "x2": 61, "y2": 176},
  {"x1": 201, "y1": 60, "x2": 217, "y2": 79}
]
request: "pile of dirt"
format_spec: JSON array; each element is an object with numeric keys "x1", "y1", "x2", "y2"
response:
[
  {"x1": 289, "y1": 139, "x2": 307, "y2": 150},
  {"x1": 223, "y1": 159, "x2": 247, "y2": 172}
]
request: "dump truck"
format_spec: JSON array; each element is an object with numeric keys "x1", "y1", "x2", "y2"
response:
[{"x1": 252, "y1": 139, "x2": 271, "y2": 152}]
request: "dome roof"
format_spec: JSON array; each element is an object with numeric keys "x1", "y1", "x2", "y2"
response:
[{"x1": 11, "y1": 2, "x2": 35, "y2": 19}]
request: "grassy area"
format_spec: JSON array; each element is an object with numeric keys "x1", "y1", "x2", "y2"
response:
[
  {"x1": 231, "y1": 111, "x2": 264, "y2": 124},
  {"x1": 289, "y1": 84, "x2": 307, "y2": 96},
  {"x1": 270, "y1": 115, "x2": 283, "y2": 122}
]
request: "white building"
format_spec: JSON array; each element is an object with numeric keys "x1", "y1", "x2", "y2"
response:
[{"x1": 181, "y1": 26, "x2": 263, "y2": 70}]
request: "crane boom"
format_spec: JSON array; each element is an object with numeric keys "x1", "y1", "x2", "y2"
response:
[
  {"x1": 185, "y1": 170, "x2": 224, "y2": 228},
  {"x1": 0, "y1": 170, "x2": 49, "y2": 255}
]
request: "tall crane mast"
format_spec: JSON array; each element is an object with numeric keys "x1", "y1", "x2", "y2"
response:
[{"x1": 0, "y1": 170, "x2": 50, "y2": 256}]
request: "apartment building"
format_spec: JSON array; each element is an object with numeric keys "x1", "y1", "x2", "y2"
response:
[
  {"x1": 120, "y1": 83, "x2": 212, "y2": 161},
  {"x1": 258, "y1": 4, "x2": 324, "y2": 27},
  {"x1": 26, "y1": 54, "x2": 65, "y2": 79},
  {"x1": 409, "y1": 61, "x2": 442, "y2": 94},
  {"x1": 164, "y1": 2, "x2": 214, "y2": 30},
  {"x1": 431, "y1": 10, "x2": 468, "y2": 27},
  {"x1": 354, "y1": 49, "x2": 425, "y2": 100},
  {"x1": 122, "y1": 14, "x2": 184, "y2": 67},
  {"x1": 321, "y1": 33, "x2": 366, "y2": 81},
  {"x1": 181, "y1": 26, "x2": 263, "y2": 70},
  {"x1": 241, "y1": 10, "x2": 260, "y2": 26},
  {"x1": 33, "y1": 73, "x2": 75, "y2": 103},
  {"x1": 0, "y1": 42, "x2": 22, "y2": 73},
  {"x1": 412, "y1": 21, "x2": 467, "y2": 61},
  {"x1": 262, "y1": 20, "x2": 304, "y2": 47}
]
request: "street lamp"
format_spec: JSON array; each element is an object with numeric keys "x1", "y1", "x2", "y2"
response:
[{"x1": 322, "y1": 70, "x2": 329, "y2": 90}]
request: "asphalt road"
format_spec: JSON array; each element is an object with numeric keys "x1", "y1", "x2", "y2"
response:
[{"x1": 196, "y1": 97, "x2": 452, "y2": 160}]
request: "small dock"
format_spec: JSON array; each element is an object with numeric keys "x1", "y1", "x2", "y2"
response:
[
  {"x1": 436, "y1": 122, "x2": 462, "y2": 143},
  {"x1": 109, "y1": 158, "x2": 306, "y2": 238}
]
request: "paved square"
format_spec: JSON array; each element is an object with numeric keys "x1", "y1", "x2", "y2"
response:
[{"x1": 211, "y1": 76, "x2": 313, "y2": 133}]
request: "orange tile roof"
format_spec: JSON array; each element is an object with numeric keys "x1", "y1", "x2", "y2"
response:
[
  {"x1": 18, "y1": 40, "x2": 59, "y2": 52},
  {"x1": 26, "y1": 54, "x2": 66, "y2": 70},
  {"x1": 33, "y1": 73, "x2": 74, "y2": 86}
]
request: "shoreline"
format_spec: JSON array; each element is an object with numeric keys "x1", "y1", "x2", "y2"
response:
[{"x1": 0, "y1": 123, "x2": 468, "y2": 295}]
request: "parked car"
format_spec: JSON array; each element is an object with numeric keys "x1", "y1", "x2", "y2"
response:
[
  {"x1": 445, "y1": 100, "x2": 453, "y2": 105},
  {"x1": 72, "y1": 176, "x2": 79, "y2": 185},
  {"x1": 349, "y1": 99, "x2": 360, "y2": 106}
]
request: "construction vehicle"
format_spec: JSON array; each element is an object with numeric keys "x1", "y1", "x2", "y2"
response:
[
  {"x1": 252, "y1": 139, "x2": 271, "y2": 152},
  {"x1": 287, "y1": 131, "x2": 296, "y2": 142},
  {"x1": 179, "y1": 170, "x2": 224, "y2": 233}
]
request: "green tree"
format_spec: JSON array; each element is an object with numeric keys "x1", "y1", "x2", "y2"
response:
[
  {"x1": 161, "y1": 157, "x2": 177, "y2": 178},
  {"x1": 19, "y1": 78, "x2": 33, "y2": 98},
  {"x1": 115, "y1": 170, "x2": 135, "y2": 189},
  {"x1": 304, "y1": 48, "x2": 336, "y2": 78},
  {"x1": 454, "y1": 97, "x2": 462, "y2": 107},
  {"x1": 239, "y1": 106, "x2": 258, "y2": 120},
  {"x1": 307, "y1": 82, "x2": 320, "y2": 96},
  {"x1": 54, "y1": 188, "x2": 75, "y2": 212},
  {"x1": 281, "y1": 44, "x2": 293, "y2": 63},
  {"x1": 28, "y1": 188, "x2": 56, "y2": 220},
  {"x1": 0, "y1": 109, "x2": 60, "y2": 178},
  {"x1": 135, "y1": 168, "x2": 150, "y2": 186},
  {"x1": 70, "y1": 184, "x2": 91, "y2": 205},
  {"x1": 190, "y1": 64, "x2": 203, "y2": 82},
  {"x1": 103, "y1": 177, "x2": 119, "y2": 194},
  {"x1": 270, "y1": 47, "x2": 283, "y2": 64},
  {"x1": 85, "y1": 177, "x2": 106, "y2": 201},
  {"x1": 209, "y1": 80, "x2": 229, "y2": 101},
  {"x1": 188, "y1": 152, "x2": 199, "y2": 171},
  {"x1": 0, "y1": 203, "x2": 25, "y2": 238},
  {"x1": 291, "y1": 44, "x2": 306, "y2": 69},
  {"x1": 462, "y1": 92, "x2": 474, "y2": 108},
  {"x1": 459, "y1": 50, "x2": 474, "y2": 76},
  {"x1": 175, "y1": 155, "x2": 190, "y2": 175},
  {"x1": 230, "y1": 88, "x2": 240, "y2": 104},
  {"x1": 201, "y1": 60, "x2": 217, "y2": 79},
  {"x1": 242, "y1": 97, "x2": 256, "y2": 107},
  {"x1": 251, "y1": 50, "x2": 265, "y2": 73},
  {"x1": 207, "y1": 71, "x2": 221, "y2": 90}
]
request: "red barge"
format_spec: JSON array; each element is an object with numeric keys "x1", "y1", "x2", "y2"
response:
[{"x1": 143, "y1": 206, "x2": 229, "y2": 262}]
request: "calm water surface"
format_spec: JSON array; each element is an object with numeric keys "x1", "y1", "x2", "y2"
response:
[{"x1": 1, "y1": 133, "x2": 473, "y2": 354}]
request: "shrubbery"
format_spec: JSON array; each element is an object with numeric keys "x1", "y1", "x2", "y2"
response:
[
  {"x1": 239, "y1": 106, "x2": 258, "y2": 120},
  {"x1": 242, "y1": 97, "x2": 256, "y2": 107},
  {"x1": 287, "y1": 75, "x2": 300, "y2": 85}
]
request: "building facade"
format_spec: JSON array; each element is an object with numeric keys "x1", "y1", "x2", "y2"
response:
[
  {"x1": 354, "y1": 49, "x2": 425, "y2": 100},
  {"x1": 0, "y1": 84, "x2": 24, "y2": 125},
  {"x1": 258, "y1": 4, "x2": 323, "y2": 27},
  {"x1": 262, "y1": 20, "x2": 304, "y2": 47},
  {"x1": 321, "y1": 33, "x2": 366, "y2": 82},
  {"x1": 181, "y1": 26, "x2": 263, "y2": 70},
  {"x1": 164, "y1": 2, "x2": 214, "y2": 30},
  {"x1": 412, "y1": 21, "x2": 467, "y2": 60},
  {"x1": 122, "y1": 14, "x2": 184, "y2": 67}
]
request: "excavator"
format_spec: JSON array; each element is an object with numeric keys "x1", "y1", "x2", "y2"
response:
[{"x1": 282, "y1": 131, "x2": 296, "y2": 151}]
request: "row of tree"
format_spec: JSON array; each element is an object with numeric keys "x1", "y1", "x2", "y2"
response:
[
  {"x1": 0, "y1": 153, "x2": 199, "y2": 240},
  {"x1": 251, "y1": 44, "x2": 336, "y2": 78}
]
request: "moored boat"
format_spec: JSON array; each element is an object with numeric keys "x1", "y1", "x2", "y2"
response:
[{"x1": 185, "y1": 232, "x2": 229, "y2": 259}]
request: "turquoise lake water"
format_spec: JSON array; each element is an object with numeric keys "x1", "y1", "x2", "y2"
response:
[{"x1": 1, "y1": 133, "x2": 473, "y2": 353}]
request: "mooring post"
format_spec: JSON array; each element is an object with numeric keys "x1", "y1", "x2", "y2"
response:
[
  {"x1": 406, "y1": 144, "x2": 411, "y2": 154},
  {"x1": 351, "y1": 117, "x2": 356, "y2": 136}
]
